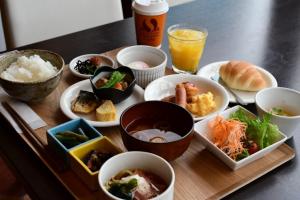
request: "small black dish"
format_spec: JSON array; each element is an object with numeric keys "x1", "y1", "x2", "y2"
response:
[{"x1": 90, "y1": 66, "x2": 136, "y2": 104}]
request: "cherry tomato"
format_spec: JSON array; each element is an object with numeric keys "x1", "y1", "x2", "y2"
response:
[
  {"x1": 114, "y1": 82, "x2": 123, "y2": 90},
  {"x1": 248, "y1": 142, "x2": 259, "y2": 154}
]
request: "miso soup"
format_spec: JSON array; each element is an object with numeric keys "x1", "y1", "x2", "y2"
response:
[{"x1": 126, "y1": 117, "x2": 182, "y2": 143}]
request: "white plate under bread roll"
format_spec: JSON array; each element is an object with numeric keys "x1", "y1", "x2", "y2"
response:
[{"x1": 219, "y1": 61, "x2": 267, "y2": 91}]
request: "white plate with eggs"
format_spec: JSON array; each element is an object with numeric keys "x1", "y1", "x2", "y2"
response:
[
  {"x1": 144, "y1": 74, "x2": 229, "y2": 121},
  {"x1": 197, "y1": 61, "x2": 278, "y2": 104}
]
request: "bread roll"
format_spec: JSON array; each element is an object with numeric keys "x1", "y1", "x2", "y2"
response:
[{"x1": 219, "y1": 61, "x2": 266, "y2": 91}]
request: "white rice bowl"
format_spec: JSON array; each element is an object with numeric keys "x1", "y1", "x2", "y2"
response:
[{"x1": 0, "y1": 55, "x2": 58, "y2": 82}]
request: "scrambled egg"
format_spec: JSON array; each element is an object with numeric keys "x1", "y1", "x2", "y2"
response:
[{"x1": 186, "y1": 92, "x2": 216, "y2": 116}]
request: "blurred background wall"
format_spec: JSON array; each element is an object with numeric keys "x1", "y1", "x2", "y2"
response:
[
  {"x1": 0, "y1": 10, "x2": 6, "y2": 52},
  {"x1": 0, "y1": 0, "x2": 195, "y2": 51}
]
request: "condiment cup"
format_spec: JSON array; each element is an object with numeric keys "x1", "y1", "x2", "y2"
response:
[
  {"x1": 120, "y1": 101, "x2": 194, "y2": 161},
  {"x1": 46, "y1": 118, "x2": 101, "y2": 167},
  {"x1": 98, "y1": 151, "x2": 175, "y2": 200},
  {"x1": 255, "y1": 87, "x2": 300, "y2": 139},
  {"x1": 69, "y1": 54, "x2": 115, "y2": 79},
  {"x1": 116, "y1": 45, "x2": 167, "y2": 88},
  {"x1": 90, "y1": 66, "x2": 136, "y2": 104},
  {"x1": 0, "y1": 49, "x2": 64, "y2": 102},
  {"x1": 69, "y1": 136, "x2": 122, "y2": 191}
]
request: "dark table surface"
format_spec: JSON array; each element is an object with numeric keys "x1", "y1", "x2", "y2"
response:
[{"x1": 1, "y1": 0, "x2": 300, "y2": 199}]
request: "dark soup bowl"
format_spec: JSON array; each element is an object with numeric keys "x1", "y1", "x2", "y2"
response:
[
  {"x1": 120, "y1": 101, "x2": 194, "y2": 161},
  {"x1": 90, "y1": 66, "x2": 136, "y2": 104}
]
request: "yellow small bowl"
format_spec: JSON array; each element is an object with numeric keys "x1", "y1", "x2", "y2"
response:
[{"x1": 69, "y1": 136, "x2": 122, "y2": 191}]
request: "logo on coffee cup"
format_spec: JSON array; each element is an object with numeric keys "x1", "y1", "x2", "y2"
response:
[{"x1": 142, "y1": 18, "x2": 160, "y2": 32}]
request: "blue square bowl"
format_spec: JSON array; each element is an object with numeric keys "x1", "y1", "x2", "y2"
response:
[{"x1": 47, "y1": 118, "x2": 101, "y2": 167}]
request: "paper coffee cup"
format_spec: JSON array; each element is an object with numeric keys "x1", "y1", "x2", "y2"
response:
[{"x1": 132, "y1": 0, "x2": 169, "y2": 48}]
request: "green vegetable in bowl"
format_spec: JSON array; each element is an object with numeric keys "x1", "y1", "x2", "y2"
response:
[
  {"x1": 55, "y1": 130, "x2": 89, "y2": 148},
  {"x1": 107, "y1": 178, "x2": 138, "y2": 200},
  {"x1": 101, "y1": 71, "x2": 126, "y2": 89},
  {"x1": 230, "y1": 108, "x2": 282, "y2": 149}
]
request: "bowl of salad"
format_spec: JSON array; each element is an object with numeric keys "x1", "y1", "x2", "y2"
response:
[
  {"x1": 90, "y1": 66, "x2": 136, "y2": 104},
  {"x1": 194, "y1": 105, "x2": 287, "y2": 170}
]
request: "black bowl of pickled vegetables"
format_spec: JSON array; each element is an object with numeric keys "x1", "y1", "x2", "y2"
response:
[{"x1": 90, "y1": 66, "x2": 136, "y2": 104}]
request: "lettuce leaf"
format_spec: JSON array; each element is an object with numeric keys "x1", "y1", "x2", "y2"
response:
[{"x1": 230, "y1": 108, "x2": 281, "y2": 149}]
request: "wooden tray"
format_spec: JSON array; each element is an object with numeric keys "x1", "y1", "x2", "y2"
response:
[{"x1": 16, "y1": 48, "x2": 295, "y2": 200}]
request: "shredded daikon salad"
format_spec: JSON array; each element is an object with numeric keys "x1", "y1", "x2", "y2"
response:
[{"x1": 208, "y1": 116, "x2": 247, "y2": 160}]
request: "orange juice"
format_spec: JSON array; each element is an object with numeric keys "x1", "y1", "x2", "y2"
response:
[{"x1": 168, "y1": 25, "x2": 207, "y2": 73}]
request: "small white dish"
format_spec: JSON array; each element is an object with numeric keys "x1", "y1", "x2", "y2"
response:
[
  {"x1": 69, "y1": 54, "x2": 115, "y2": 79},
  {"x1": 99, "y1": 151, "x2": 175, "y2": 200},
  {"x1": 116, "y1": 45, "x2": 167, "y2": 88},
  {"x1": 60, "y1": 79, "x2": 144, "y2": 127},
  {"x1": 256, "y1": 87, "x2": 300, "y2": 139},
  {"x1": 194, "y1": 105, "x2": 287, "y2": 170},
  {"x1": 197, "y1": 61, "x2": 278, "y2": 104},
  {"x1": 144, "y1": 74, "x2": 229, "y2": 121}
]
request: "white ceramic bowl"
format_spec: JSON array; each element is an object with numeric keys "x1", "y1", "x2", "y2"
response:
[
  {"x1": 116, "y1": 45, "x2": 167, "y2": 88},
  {"x1": 255, "y1": 87, "x2": 300, "y2": 139},
  {"x1": 99, "y1": 151, "x2": 175, "y2": 200},
  {"x1": 69, "y1": 54, "x2": 115, "y2": 78},
  {"x1": 194, "y1": 105, "x2": 287, "y2": 170},
  {"x1": 144, "y1": 74, "x2": 229, "y2": 121}
]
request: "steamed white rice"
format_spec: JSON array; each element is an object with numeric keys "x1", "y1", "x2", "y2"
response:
[{"x1": 0, "y1": 55, "x2": 58, "y2": 82}]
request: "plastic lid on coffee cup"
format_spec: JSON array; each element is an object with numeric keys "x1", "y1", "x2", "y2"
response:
[{"x1": 132, "y1": 0, "x2": 169, "y2": 16}]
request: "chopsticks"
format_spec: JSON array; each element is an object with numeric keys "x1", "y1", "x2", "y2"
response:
[
  {"x1": 2, "y1": 102, "x2": 47, "y2": 147},
  {"x1": 2, "y1": 102, "x2": 64, "y2": 172}
]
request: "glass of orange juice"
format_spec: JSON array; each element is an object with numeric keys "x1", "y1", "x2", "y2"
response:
[{"x1": 168, "y1": 24, "x2": 208, "y2": 74}]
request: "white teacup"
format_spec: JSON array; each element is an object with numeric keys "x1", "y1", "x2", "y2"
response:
[{"x1": 255, "y1": 87, "x2": 300, "y2": 139}]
